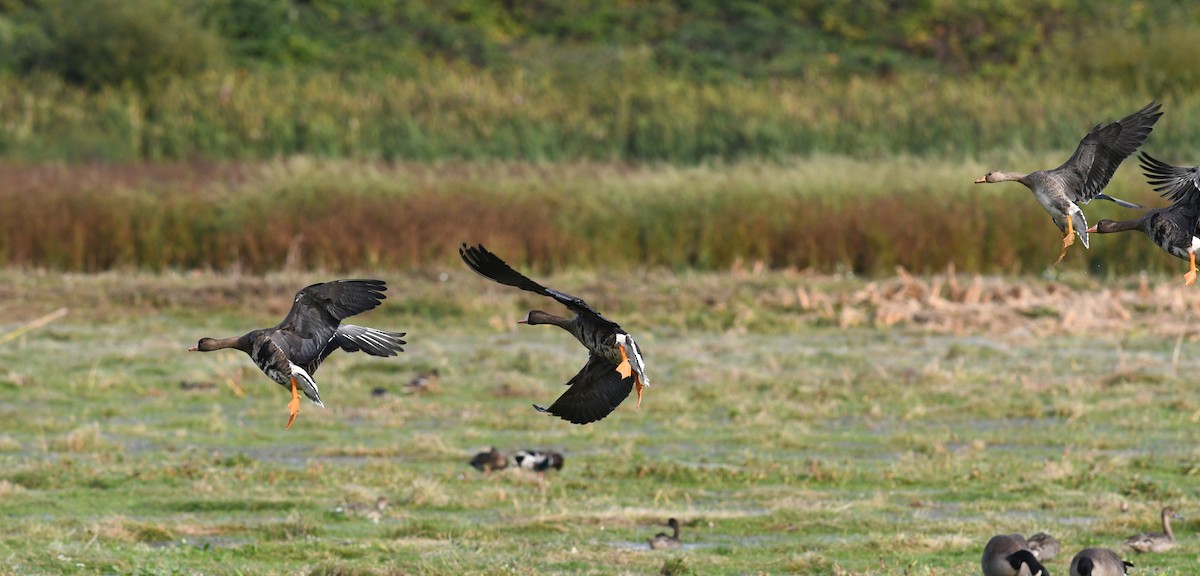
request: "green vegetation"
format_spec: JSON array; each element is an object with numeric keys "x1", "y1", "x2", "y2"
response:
[
  {"x1": 1, "y1": 2, "x2": 1199, "y2": 162},
  {"x1": 0, "y1": 270, "x2": 1196, "y2": 574},
  {"x1": 0, "y1": 158, "x2": 1188, "y2": 276}
]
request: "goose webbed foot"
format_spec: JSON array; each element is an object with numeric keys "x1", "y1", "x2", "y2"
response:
[
  {"x1": 286, "y1": 377, "x2": 301, "y2": 430},
  {"x1": 633, "y1": 373, "x2": 643, "y2": 410},
  {"x1": 1054, "y1": 223, "x2": 1076, "y2": 267},
  {"x1": 1186, "y1": 253, "x2": 1197, "y2": 286},
  {"x1": 615, "y1": 344, "x2": 633, "y2": 379}
]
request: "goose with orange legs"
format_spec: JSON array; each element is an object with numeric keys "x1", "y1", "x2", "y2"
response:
[
  {"x1": 459, "y1": 244, "x2": 649, "y2": 425},
  {"x1": 189, "y1": 279, "x2": 406, "y2": 429}
]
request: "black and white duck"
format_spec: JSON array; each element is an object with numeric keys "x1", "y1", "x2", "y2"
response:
[
  {"x1": 1089, "y1": 152, "x2": 1200, "y2": 285},
  {"x1": 459, "y1": 243, "x2": 649, "y2": 424},
  {"x1": 975, "y1": 102, "x2": 1161, "y2": 265},
  {"x1": 189, "y1": 279, "x2": 406, "y2": 429},
  {"x1": 513, "y1": 449, "x2": 564, "y2": 473}
]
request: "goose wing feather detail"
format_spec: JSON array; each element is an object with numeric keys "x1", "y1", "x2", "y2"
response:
[
  {"x1": 534, "y1": 355, "x2": 635, "y2": 425},
  {"x1": 1140, "y1": 152, "x2": 1200, "y2": 206},
  {"x1": 277, "y1": 279, "x2": 389, "y2": 366},
  {"x1": 1054, "y1": 101, "x2": 1162, "y2": 203},
  {"x1": 459, "y1": 244, "x2": 619, "y2": 330}
]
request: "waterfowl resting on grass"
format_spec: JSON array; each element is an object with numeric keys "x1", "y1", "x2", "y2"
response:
[
  {"x1": 1123, "y1": 506, "x2": 1181, "y2": 553},
  {"x1": 1070, "y1": 548, "x2": 1133, "y2": 576},
  {"x1": 469, "y1": 447, "x2": 508, "y2": 473},
  {"x1": 1088, "y1": 152, "x2": 1200, "y2": 285},
  {"x1": 648, "y1": 518, "x2": 682, "y2": 550},
  {"x1": 975, "y1": 101, "x2": 1162, "y2": 265},
  {"x1": 982, "y1": 534, "x2": 1050, "y2": 576},
  {"x1": 459, "y1": 243, "x2": 649, "y2": 425},
  {"x1": 1027, "y1": 532, "x2": 1061, "y2": 561},
  {"x1": 189, "y1": 279, "x2": 406, "y2": 429},
  {"x1": 513, "y1": 449, "x2": 564, "y2": 473}
]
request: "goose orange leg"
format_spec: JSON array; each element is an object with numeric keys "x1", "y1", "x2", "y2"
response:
[
  {"x1": 1054, "y1": 218, "x2": 1076, "y2": 266},
  {"x1": 615, "y1": 345, "x2": 642, "y2": 409},
  {"x1": 1186, "y1": 252, "x2": 1198, "y2": 286},
  {"x1": 286, "y1": 377, "x2": 301, "y2": 430},
  {"x1": 615, "y1": 344, "x2": 633, "y2": 379}
]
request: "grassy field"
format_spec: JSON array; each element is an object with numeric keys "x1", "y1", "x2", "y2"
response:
[{"x1": 1, "y1": 268, "x2": 1198, "y2": 574}]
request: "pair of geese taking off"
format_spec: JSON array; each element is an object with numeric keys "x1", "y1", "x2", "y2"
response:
[
  {"x1": 459, "y1": 243, "x2": 649, "y2": 425},
  {"x1": 978, "y1": 100, "x2": 1200, "y2": 285},
  {"x1": 189, "y1": 280, "x2": 406, "y2": 429},
  {"x1": 189, "y1": 245, "x2": 648, "y2": 428},
  {"x1": 975, "y1": 101, "x2": 1161, "y2": 266}
]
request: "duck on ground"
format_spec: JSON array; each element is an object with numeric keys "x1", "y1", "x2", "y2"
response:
[
  {"x1": 469, "y1": 447, "x2": 508, "y2": 473},
  {"x1": 459, "y1": 243, "x2": 649, "y2": 424},
  {"x1": 513, "y1": 449, "x2": 564, "y2": 473},
  {"x1": 189, "y1": 279, "x2": 406, "y2": 429},
  {"x1": 1070, "y1": 548, "x2": 1133, "y2": 576},
  {"x1": 982, "y1": 533, "x2": 1050, "y2": 576},
  {"x1": 1027, "y1": 532, "x2": 1060, "y2": 561},
  {"x1": 1123, "y1": 506, "x2": 1181, "y2": 553},
  {"x1": 975, "y1": 101, "x2": 1161, "y2": 265},
  {"x1": 648, "y1": 518, "x2": 682, "y2": 550}
]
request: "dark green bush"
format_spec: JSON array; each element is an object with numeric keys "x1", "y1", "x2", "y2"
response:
[{"x1": 8, "y1": 0, "x2": 222, "y2": 91}]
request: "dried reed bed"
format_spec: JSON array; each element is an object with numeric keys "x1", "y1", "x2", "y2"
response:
[{"x1": 0, "y1": 157, "x2": 1180, "y2": 275}]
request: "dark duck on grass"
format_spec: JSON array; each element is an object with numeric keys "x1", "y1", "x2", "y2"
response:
[
  {"x1": 1089, "y1": 153, "x2": 1200, "y2": 285},
  {"x1": 470, "y1": 447, "x2": 508, "y2": 473},
  {"x1": 459, "y1": 243, "x2": 649, "y2": 425},
  {"x1": 189, "y1": 279, "x2": 406, "y2": 429},
  {"x1": 648, "y1": 518, "x2": 682, "y2": 550},
  {"x1": 975, "y1": 101, "x2": 1161, "y2": 266}
]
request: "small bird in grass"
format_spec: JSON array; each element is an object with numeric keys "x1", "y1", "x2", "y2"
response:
[
  {"x1": 1123, "y1": 506, "x2": 1181, "y2": 553},
  {"x1": 405, "y1": 369, "x2": 440, "y2": 394},
  {"x1": 982, "y1": 534, "x2": 1050, "y2": 576},
  {"x1": 1088, "y1": 152, "x2": 1200, "y2": 285},
  {"x1": 1027, "y1": 532, "x2": 1061, "y2": 561},
  {"x1": 513, "y1": 449, "x2": 564, "y2": 474},
  {"x1": 459, "y1": 243, "x2": 649, "y2": 425},
  {"x1": 189, "y1": 279, "x2": 406, "y2": 429},
  {"x1": 648, "y1": 518, "x2": 682, "y2": 550},
  {"x1": 469, "y1": 447, "x2": 508, "y2": 474},
  {"x1": 1070, "y1": 548, "x2": 1133, "y2": 576},
  {"x1": 975, "y1": 101, "x2": 1161, "y2": 266}
]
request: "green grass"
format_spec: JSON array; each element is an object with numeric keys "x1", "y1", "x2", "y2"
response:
[{"x1": 0, "y1": 269, "x2": 1197, "y2": 574}]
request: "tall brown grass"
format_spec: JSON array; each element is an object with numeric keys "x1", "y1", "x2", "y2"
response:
[{"x1": 0, "y1": 157, "x2": 1184, "y2": 276}]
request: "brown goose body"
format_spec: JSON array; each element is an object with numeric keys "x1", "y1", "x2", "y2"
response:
[
  {"x1": 982, "y1": 534, "x2": 1050, "y2": 576},
  {"x1": 189, "y1": 279, "x2": 406, "y2": 428},
  {"x1": 469, "y1": 447, "x2": 508, "y2": 473},
  {"x1": 459, "y1": 244, "x2": 649, "y2": 425},
  {"x1": 975, "y1": 102, "x2": 1162, "y2": 265},
  {"x1": 1124, "y1": 506, "x2": 1180, "y2": 553},
  {"x1": 648, "y1": 518, "x2": 682, "y2": 550},
  {"x1": 1070, "y1": 548, "x2": 1132, "y2": 576},
  {"x1": 1027, "y1": 532, "x2": 1061, "y2": 561}
]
